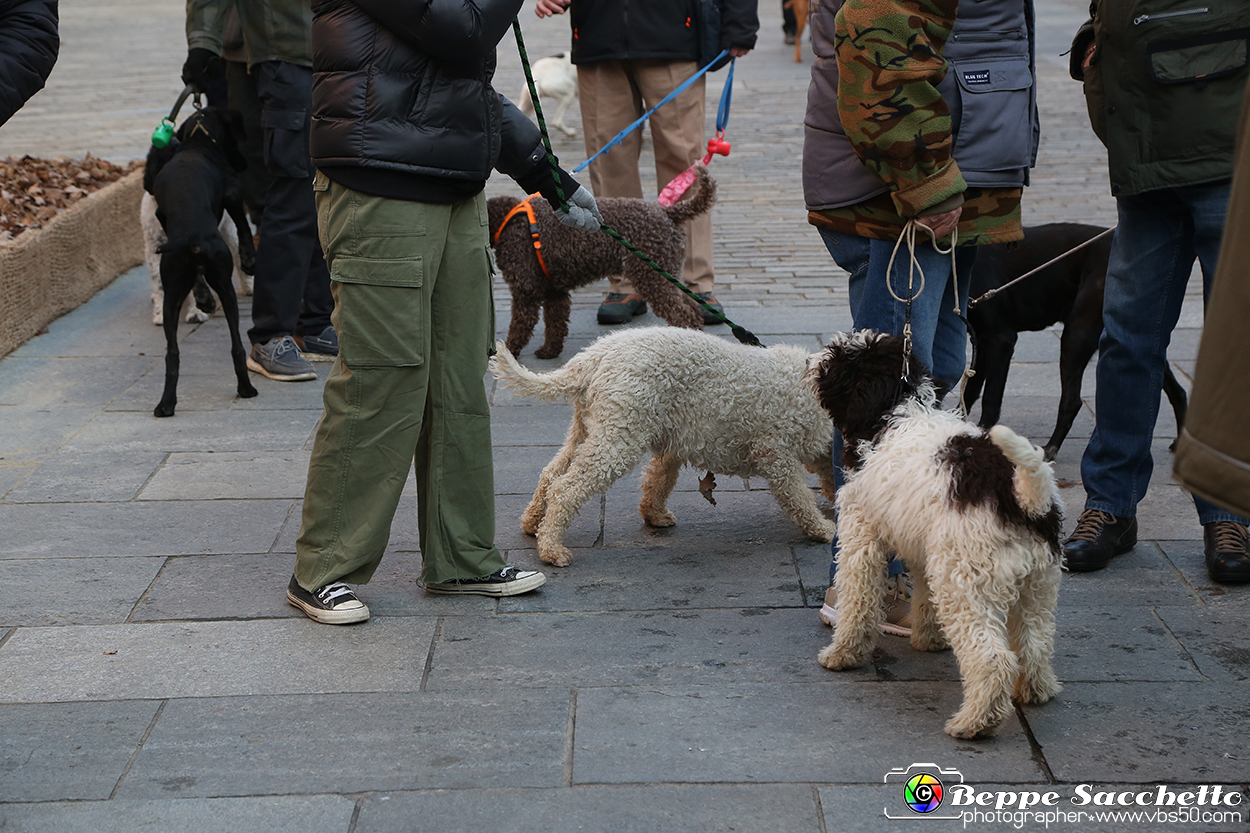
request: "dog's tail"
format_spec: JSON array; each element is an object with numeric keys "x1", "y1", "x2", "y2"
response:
[
  {"x1": 988, "y1": 425, "x2": 1056, "y2": 518},
  {"x1": 490, "y1": 342, "x2": 590, "y2": 403},
  {"x1": 661, "y1": 164, "x2": 717, "y2": 226}
]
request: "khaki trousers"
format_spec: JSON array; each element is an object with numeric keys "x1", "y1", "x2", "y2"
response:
[
  {"x1": 578, "y1": 60, "x2": 714, "y2": 293},
  {"x1": 294, "y1": 172, "x2": 504, "y2": 589}
]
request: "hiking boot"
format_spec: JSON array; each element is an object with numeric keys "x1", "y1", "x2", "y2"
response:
[
  {"x1": 423, "y1": 565, "x2": 547, "y2": 597},
  {"x1": 286, "y1": 575, "x2": 370, "y2": 624},
  {"x1": 294, "y1": 325, "x2": 338, "y2": 361},
  {"x1": 597, "y1": 292, "x2": 647, "y2": 325},
  {"x1": 694, "y1": 291, "x2": 725, "y2": 325},
  {"x1": 1062, "y1": 509, "x2": 1137, "y2": 572},
  {"x1": 247, "y1": 335, "x2": 317, "y2": 382},
  {"x1": 1204, "y1": 521, "x2": 1250, "y2": 585},
  {"x1": 818, "y1": 573, "x2": 913, "y2": 637}
]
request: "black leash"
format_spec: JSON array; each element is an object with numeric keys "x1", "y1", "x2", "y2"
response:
[{"x1": 511, "y1": 19, "x2": 762, "y2": 348}]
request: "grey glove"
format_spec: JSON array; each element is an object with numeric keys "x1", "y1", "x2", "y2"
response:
[{"x1": 556, "y1": 186, "x2": 603, "y2": 231}]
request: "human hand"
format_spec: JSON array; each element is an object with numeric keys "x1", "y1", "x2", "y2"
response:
[
  {"x1": 556, "y1": 186, "x2": 603, "y2": 231},
  {"x1": 1082, "y1": 41, "x2": 1097, "y2": 70},
  {"x1": 916, "y1": 206, "x2": 962, "y2": 240},
  {"x1": 181, "y1": 47, "x2": 222, "y2": 93},
  {"x1": 535, "y1": 0, "x2": 570, "y2": 17},
  {"x1": 729, "y1": 46, "x2": 751, "y2": 58}
]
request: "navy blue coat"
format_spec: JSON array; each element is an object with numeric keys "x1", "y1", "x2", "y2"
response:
[{"x1": 0, "y1": 0, "x2": 59, "y2": 126}]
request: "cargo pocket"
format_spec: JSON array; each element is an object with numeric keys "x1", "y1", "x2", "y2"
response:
[
  {"x1": 948, "y1": 56, "x2": 1035, "y2": 172},
  {"x1": 1147, "y1": 29, "x2": 1249, "y2": 159},
  {"x1": 331, "y1": 256, "x2": 425, "y2": 367},
  {"x1": 261, "y1": 107, "x2": 310, "y2": 178}
]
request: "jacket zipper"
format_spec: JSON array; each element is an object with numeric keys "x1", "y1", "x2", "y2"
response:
[
  {"x1": 951, "y1": 29, "x2": 1024, "y2": 43},
  {"x1": 1133, "y1": 7, "x2": 1208, "y2": 25}
]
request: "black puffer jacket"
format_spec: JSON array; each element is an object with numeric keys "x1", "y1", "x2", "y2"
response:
[
  {"x1": 570, "y1": 0, "x2": 759, "y2": 65},
  {"x1": 0, "y1": 0, "x2": 59, "y2": 127},
  {"x1": 310, "y1": 0, "x2": 545, "y2": 183}
]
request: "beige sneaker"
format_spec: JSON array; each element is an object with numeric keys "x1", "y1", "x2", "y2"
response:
[{"x1": 818, "y1": 572, "x2": 913, "y2": 638}]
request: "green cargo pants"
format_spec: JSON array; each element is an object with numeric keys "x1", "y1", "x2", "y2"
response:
[{"x1": 293, "y1": 171, "x2": 504, "y2": 589}]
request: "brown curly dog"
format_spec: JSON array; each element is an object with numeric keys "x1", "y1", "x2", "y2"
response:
[{"x1": 487, "y1": 165, "x2": 715, "y2": 359}]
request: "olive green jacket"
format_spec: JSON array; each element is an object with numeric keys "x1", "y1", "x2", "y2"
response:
[
  {"x1": 1071, "y1": 1, "x2": 1250, "y2": 196},
  {"x1": 186, "y1": 0, "x2": 312, "y2": 69}
]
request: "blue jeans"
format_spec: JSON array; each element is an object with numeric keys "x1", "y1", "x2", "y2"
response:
[
  {"x1": 818, "y1": 228, "x2": 979, "y2": 582},
  {"x1": 1081, "y1": 182, "x2": 1248, "y2": 526}
]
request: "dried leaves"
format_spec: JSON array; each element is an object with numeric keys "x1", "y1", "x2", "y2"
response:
[{"x1": 0, "y1": 153, "x2": 142, "y2": 241}]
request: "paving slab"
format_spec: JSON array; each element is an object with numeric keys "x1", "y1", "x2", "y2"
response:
[
  {"x1": 61, "y1": 409, "x2": 321, "y2": 454},
  {"x1": 0, "y1": 557, "x2": 163, "y2": 627},
  {"x1": 0, "y1": 618, "x2": 434, "y2": 703},
  {"x1": 0, "y1": 500, "x2": 291, "y2": 558},
  {"x1": 1051, "y1": 607, "x2": 1200, "y2": 683},
  {"x1": 1159, "y1": 540, "x2": 1250, "y2": 604},
  {"x1": 0, "y1": 700, "x2": 160, "y2": 802},
  {"x1": 129, "y1": 551, "x2": 496, "y2": 622},
  {"x1": 352, "y1": 784, "x2": 823, "y2": 833},
  {"x1": 496, "y1": 540, "x2": 808, "y2": 613},
  {"x1": 117, "y1": 690, "x2": 569, "y2": 798},
  {"x1": 1023, "y1": 682, "x2": 1250, "y2": 783},
  {"x1": 1155, "y1": 605, "x2": 1250, "y2": 683},
  {"x1": 572, "y1": 682, "x2": 1043, "y2": 784},
  {"x1": 427, "y1": 608, "x2": 834, "y2": 691},
  {"x1": 3, "y1": 451, "x2": 166, "y2": 503},
  {"x1": 0, "y1": 356, "x2": 156, "y2": 409},
  {"x1": 1056, "y1": 543, "x2": 1204, "y2": 609},
  {"x1": 0, "y1": 462, "x2": 37, "y2": 499},
  {"x1": 0, "y1": 406, "x2": 100, "y2": 461},
  {"x1": 137, "y1": 451, "x2": 313, "y2": 501},
  {"x1": 0, "y1": 796, "x2": 357, "y2": 833}
]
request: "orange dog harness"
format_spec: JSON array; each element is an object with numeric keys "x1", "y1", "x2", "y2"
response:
[{"x1": 493, "y1": 193, "x2": 551, "y2": 280}]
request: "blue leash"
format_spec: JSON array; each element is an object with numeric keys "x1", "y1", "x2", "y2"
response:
[{"x1": 572, "y1": 50, "x2": 733, "y2": 174}]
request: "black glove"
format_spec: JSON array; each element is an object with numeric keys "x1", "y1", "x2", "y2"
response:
[{"x1": 182, "y1": 47, "x2": 223, "y2": 93}]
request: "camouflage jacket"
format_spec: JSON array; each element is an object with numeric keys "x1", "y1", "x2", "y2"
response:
[
  {"x1": 805, "y1": 0, "x2": 1036, "y2": 245},
  {"x1": 186, "y1": 0, "x2": 312, "y2": 68}
]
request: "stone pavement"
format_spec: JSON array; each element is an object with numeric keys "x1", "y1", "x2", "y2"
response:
[{"x1": 1, "y1": 1, "x2": 1247, "y2": 831}]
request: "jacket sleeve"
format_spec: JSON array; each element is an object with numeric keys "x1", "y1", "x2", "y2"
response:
[
  {"x1": 352, "y1": 0, "x2": 523, "y2": 64},
  {"x1": 834, "y1": 0, "x2": 965, "y2": 218},
  {"x1": 495, "y1": 93, "x2": 548, "y2": 180},
  {"x1": 720, "y1": 0, "x2": 760, "y2": 51},
  {"x1": 0, "y1": 0, "x2": 59, "y2": 127},
  {"x1": 186, "y1": 0, "x2": 233, "y2": 54}
]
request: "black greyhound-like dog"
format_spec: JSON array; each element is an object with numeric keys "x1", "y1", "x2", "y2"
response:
[
  {"x1": 964, "y1": 222, "x2": 1187, "y2": 461},
  {"x1": 144, "y1": 107, "x2": 258, "y2": 417}
]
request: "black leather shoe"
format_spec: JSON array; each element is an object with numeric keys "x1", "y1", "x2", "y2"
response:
[
  {"x1": 597, "y1": 292, "x2": 647, "y2": 325},
  {"x1": 1204, "y1": 521, "x2": 1250, "y2": 585},
  {"x1": 1062, "y1": 510, "x2": 1137, "y2": 572}
]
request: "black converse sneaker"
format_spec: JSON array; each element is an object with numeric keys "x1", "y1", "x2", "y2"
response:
[
  {"x1": 286, "y1": 575, "x2": 370, "y2": 624},
  {"x1": 423, "y1": 565, "x2": 547, "y2": 597}
]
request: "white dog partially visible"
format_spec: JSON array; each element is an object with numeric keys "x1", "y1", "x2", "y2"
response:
[
  {"x1": 519, "y1": 52, "x2": 579, "y2": 138},
  {"x1": 491, "y1": 327, "x2": 837, "y2": 567},
  {"x1": 140, "y1": 191, "x2": 253, "y2": 325},
  {"x1": 811, "y1": 331, "x2": 1063, "y2": 740}
]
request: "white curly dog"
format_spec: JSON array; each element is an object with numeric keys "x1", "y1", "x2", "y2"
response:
[
  {"x1": 812, "y1": 331, "x2": 1063, "y2": 739},
  {"x1": 491, "y1": 327, "x2": 837, "y2": 567}
]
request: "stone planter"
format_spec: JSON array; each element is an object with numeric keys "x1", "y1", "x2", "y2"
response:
[{"x1": 0, "y1": 168, "x2": 144, "y2": 358}]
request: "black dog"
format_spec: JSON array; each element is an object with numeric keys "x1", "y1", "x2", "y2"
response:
[
  {"x1": 144, "y1": 107, "x2": 258, "y2": 417},
  {"x1": 963, "y1": 222, "x2": 1187, "y2": 461}
]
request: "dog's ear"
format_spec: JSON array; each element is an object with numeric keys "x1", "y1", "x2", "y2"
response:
[{"x1": 814, "y1": 331, "x2": 923, "y2": 443}]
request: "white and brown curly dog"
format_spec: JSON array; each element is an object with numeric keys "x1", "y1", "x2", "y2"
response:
[
  {"x1": 812, "y1": 331, "x2": 1063, "y2": 739},
  {"x1": 491, "y1": 327, "x2": 837, "y2": 567}
]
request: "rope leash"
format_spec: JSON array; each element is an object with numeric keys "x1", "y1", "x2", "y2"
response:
[
  {"x1": 512, "y1": 20, "x2": 761, "y2": 347},
  {"x1": 967, "y1": 226, "x2": 1116, "y2": 308}
]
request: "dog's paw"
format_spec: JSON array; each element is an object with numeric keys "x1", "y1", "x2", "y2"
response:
[
  {"x1": 184, "y1": 307, "x2": 210, "y2": 324},
  {"x1": 153, "y1": 310, "x2": 164, "y2": 326},
  {"x1": 944, "y1": 715, "x2": 999, "y2": 740},
  {"x1": 910, "y1": 626, "x2": 950, "y2": 652},
  {"x1": 154, "y1": 400, "x2": 176, "y2": 418},
  {"x1": 559, "y1": 126, "x2": 577, "y2": 138},
  {"x1": 817, "y1": 642, "x2": 867, "y2": 671},
  {"x1": 534, "y1": 345, "x2": 563, "y2": 360},
  {"x1": 1013, "y1": 676, "x2": 1061, "y2": 705},
  {"x1": 239, "y1": 250, "x2": 256, "y2": 276},
  {"x1": 803, "y1": 518, "x2": 836, "y2": 543},
  {"x1": 1042, "y1": 445, "x2": 1059, "y2": 463},
  {"x1": 238, "y1": 382, "x2": 259, "y2": 399},
  {"x1": 539, "y1": 545, "x2": 572, "y2": 567},
  {"x1": 643, "y1": 510, "x2": 677, "y2": 528},
  {"x1": 520, "y1": 517, "x2": 541, "y2": 536},
  {"x1": 238, "y1": 274, "x2": 254, "y2": 296}
]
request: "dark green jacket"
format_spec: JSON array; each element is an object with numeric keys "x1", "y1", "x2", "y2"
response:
[
  {"x1": 186, "y1": 0, "x2": 311, "y2": 68},
  {"x1": 1071, "y1": 1, "x2": 1250, "y2": 196}
]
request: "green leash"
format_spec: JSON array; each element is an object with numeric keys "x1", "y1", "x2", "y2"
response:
[{"x1": 511, "y1": 19, "x2": 762, "y2": 348}]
